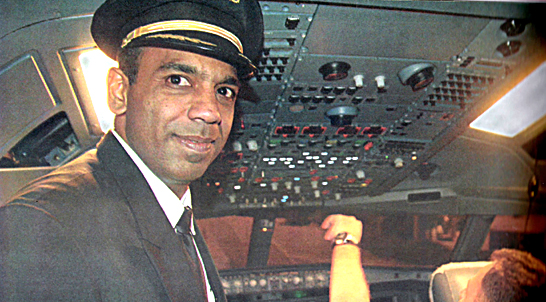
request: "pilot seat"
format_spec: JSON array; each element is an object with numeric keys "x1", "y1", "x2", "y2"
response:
[{"x1": 429, "y1": 261, "x2": 492, "y2": 302}]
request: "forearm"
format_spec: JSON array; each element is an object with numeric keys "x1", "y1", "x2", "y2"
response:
[{"x1": 329, "y1": 244, "x2": 370, "y2": 302}]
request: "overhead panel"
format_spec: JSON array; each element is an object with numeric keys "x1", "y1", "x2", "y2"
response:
[{"x1": 193, "y1": 1, "x2": 546, "y2": 214}]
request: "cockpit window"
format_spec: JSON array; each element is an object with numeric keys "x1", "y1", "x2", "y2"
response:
[
  {"x1": 198, "y1": 213, "x2": 466, "y2": 270},
  {"x1": 482, "y1": 215, "x2": 546, "y2": 259},
  {"x1": 197, "y1": 216, "x2": 253, "y2": 270},
  {"x1": 199, "y1": 214, "x2": 546, "y2": 271},
  {"x1": 78, "y1": 49, "x2": 117, "y2": 133}
]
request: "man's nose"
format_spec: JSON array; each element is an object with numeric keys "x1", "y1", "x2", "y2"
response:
[{"x1": 188, "y1": 87, "x2": 222, "y2": 124}]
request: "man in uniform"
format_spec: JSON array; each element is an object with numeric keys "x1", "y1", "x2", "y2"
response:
[{"x1": 0, "y1": 0, "x2": 263, "y2": 301}]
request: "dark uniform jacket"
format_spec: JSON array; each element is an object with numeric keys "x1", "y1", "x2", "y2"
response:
[{"x1": 0, "y1": 131, "x2": 226, "y2": 302}]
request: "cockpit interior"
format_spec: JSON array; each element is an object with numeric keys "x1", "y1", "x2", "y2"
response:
[{"x1": 1, "y1": 1, "x2": 545, "y2": 301}]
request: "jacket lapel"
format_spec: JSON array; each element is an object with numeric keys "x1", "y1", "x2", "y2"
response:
[{"x1": 96, "y1": 132, "x2": 207, "y2": 301}]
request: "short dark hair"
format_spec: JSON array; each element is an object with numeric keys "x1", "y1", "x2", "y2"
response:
[
  {"x1": 481, "y1": 249, "x2": 546, "y2": 302},
  {"x1": 117, "y1": 47, "x2": 143, "y2": 85}
]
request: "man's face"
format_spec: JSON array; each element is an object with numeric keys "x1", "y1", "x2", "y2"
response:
[
  {"x1": 117, "y1": 47, "x2": 240, "y2": 193},
  {"x1": 459, "y1": 264, "x2": 493, "y2": 302}
]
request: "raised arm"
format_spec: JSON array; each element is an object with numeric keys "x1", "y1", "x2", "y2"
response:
[{"x1": 321, "y1": 214, "x2": 370, "y2": 302}]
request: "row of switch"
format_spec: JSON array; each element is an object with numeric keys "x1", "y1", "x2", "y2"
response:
[
  {"x1": 287, "y1": 94, "x2": 373, "y2": 105},
  {"x1": 446, "y1": 73, "x2": 494, "y2": 84},
  {"x1": 254, "y1": 74, "x2": 283, "y2": 82},
  {"x1": 259, "y1": 56, "x2": 290, "y2": 66},
  {"x1": 242, "y1": 135, "x2": 374, "y2": 150},
  {"x1": 221, "y1": 270, "x2": 329, "y2": 295},
  {"x1": 272, "y1": 126, "x2": 385, "y2": 138},
  {"x1": 292, "y1": 85, "x2": 359, "y2": 95}
]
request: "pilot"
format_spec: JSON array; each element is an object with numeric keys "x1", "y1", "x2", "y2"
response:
[
  {"x1": 0, "y1": 0, "x2": 263, "y2": 301},
  {"x1": 458, "y1": 249, "x2": 546, "y2": 302}
]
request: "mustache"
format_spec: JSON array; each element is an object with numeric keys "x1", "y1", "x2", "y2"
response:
[{"x1": 169, "y1": 123, "x2": 227, "y2": 141}]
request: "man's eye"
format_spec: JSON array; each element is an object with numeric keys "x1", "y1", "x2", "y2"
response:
[
  {"x1": 217, "y1": 87, "x2": 237, "y2": 99},
  {"x1": 168, "y1": 75, "x2": 190, "y2": 86}
]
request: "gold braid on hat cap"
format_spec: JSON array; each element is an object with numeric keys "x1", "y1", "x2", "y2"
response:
[{"x1": 121, "y1": 20, "x2": 243, "y2": 54}]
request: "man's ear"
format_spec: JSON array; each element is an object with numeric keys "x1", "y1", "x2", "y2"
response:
[{"x1": 107, "y1": 67, "x2": 129, "y2": 115}]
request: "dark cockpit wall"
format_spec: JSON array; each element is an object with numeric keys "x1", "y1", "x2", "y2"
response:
[
  {"x1": 0, "y1": 0, "x2": 108, "y2": 202},
  {"x1": 1, "y1": 0, "x2": 546, "y2": 301}
]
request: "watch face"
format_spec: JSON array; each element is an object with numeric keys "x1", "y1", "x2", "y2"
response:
[
  {"x1": 333, "y1": 232, "x2": 358, "y2": 246},
  {"x1": 334, "y1": 232, "x2": 348, "y2": 241}
]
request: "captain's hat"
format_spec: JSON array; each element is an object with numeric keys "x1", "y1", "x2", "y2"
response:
[{"x1": 91, "y1": 0, "x2": 264, "y2": 79}]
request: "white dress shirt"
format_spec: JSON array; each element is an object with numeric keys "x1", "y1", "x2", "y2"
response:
[{"x1": 112, "y1": 130, "x2": 215, "y2": 301}]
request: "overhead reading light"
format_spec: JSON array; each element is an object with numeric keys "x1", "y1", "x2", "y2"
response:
[
  {"x1": 470, "y1": 61, "x2": 546, "y2": 138},
  {"x1": 79, "y1": 49, "x2": 117, "y2": 133},
  {"x1": 319, "y1": 61, "x2": 351, "y2": 81},
  {"x1": 398, "y1": 63, "x2": 436, "y2": 92}
]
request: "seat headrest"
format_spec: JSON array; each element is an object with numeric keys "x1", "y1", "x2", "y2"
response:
[{"x1": 429, "y1": 261, "x2": 492, "y2": 302}]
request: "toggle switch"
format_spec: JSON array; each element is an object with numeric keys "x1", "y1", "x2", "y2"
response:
[
  {"x1": 375, "y1": 75, "x2": 386, "y2": 91},
  {"x1": 232, "y1": 141, "x2": 243, "y2": 152},
  {"x1": 247, "y1": 140, "x2": 258, "y2": 151},
  {"x1": 285, "y1": 16, "x2": 300, "y2": 30},
  {"x1": 353, "y1": 74, "x2": 364, "y2": 88},
  {"x1": 356, "y1": 170, "x2": 365, "y2": 179},
  {"x1": 285, "y1": 181, "x2": 293, "y2": 190}
]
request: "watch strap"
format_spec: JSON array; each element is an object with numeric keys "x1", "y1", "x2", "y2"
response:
[{"x1": 332, "y1": 232, "x2": 360, "y2": 248}]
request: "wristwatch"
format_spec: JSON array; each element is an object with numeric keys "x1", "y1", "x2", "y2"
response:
[{"x1": 332, "y1": 232, "x2": 360, "y2": 248}]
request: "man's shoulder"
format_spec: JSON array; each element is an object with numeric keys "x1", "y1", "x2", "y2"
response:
[
  {"x1": 0, "y1": 132, "x2": 146, "y2": 218},
  {"x1": 6, "y1": 132, "x2": 128, "y2": 203},
  {"x1": 4, "y1": 149, "x2": 101, "y2": 203}
]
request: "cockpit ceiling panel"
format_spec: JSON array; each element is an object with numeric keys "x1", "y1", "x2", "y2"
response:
[
  {"x1": 303, "y1": 5, "x2": 490, "y2": 60},
  {"x1": 289, "y1": 55, "x2": 447, "y2": 95},
  {"x1": 194, "y1": 2, "x2": 546, "y2": 213},
  {"x1": 0, "y1": 0, "x2": 102, "y2": 39}
]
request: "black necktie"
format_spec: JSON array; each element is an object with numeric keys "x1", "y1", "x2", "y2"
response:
[
  {"x1": 175, "y1": 207, "x2": 200, "y2": 264},
  {"x1": 175, "y1": 207, "x2": 208, "y2": 296}
]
